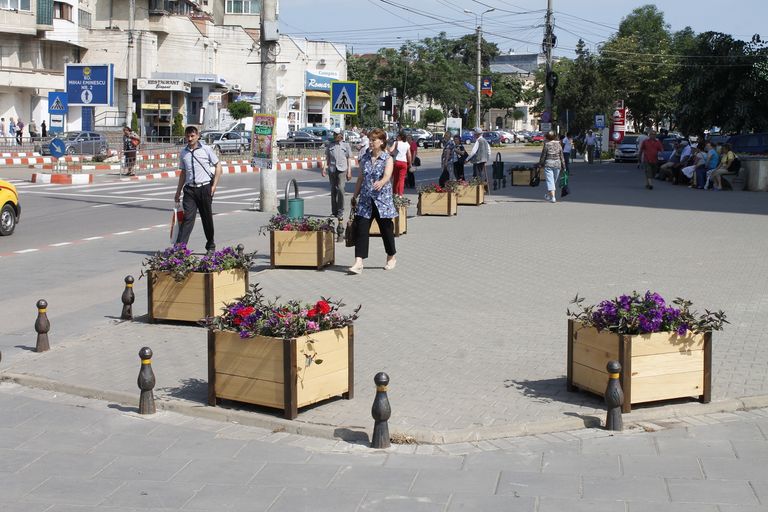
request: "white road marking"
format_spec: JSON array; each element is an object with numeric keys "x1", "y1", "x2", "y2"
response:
[
  {"x1": 49, "y1": 242, "x2": 72, "y2": 247},
  {"x1": 113, "y1": 231, "x2": 133, "y2": 235},
  {"x1": 14, "y1": 249, "x2": 39, "y2": 254},
  {"x1": 82, "y1": 236, "x2": 103, "y2": 241}
]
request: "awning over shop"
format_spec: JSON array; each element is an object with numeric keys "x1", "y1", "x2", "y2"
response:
[{"x1": 305, "y1": 91, "x2": 330, "y2": 98}]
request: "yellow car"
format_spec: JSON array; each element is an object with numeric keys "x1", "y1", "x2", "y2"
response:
[{"x1": 0, "y1": 179, "x2": 21, "y2": 236}]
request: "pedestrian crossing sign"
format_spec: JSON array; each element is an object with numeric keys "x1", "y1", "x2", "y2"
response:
[
  {"x1": 48, "y1": 91, "x2": 68, "y2": 114},
  {"x1": 330, "y1": 80, "x2": 358, "y2": 115}
]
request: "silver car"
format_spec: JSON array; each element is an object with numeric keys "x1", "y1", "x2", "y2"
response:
[
  {"x1": 40, "y1": 131, "x2": 110, "y2": 156},
  {"x1": 614, "y1": 135, "x2": 640, "y2": 163}
]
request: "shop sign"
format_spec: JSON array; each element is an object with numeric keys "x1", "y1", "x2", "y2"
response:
[{"x1": 137, "y1": 78, "x2": 191, "y2": 93}]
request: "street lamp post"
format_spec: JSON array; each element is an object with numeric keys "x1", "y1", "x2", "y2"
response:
[{"x1": 464, "y1": 7, "x2": 494, "y2": 130}]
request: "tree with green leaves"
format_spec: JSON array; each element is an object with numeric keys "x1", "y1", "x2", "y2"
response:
[{"x1": 227, "y1": 100, "x2": 253, "y2": 122}]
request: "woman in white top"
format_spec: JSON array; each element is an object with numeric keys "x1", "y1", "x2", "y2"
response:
[{"x1": 387, "y1": 131, "x2": 411, "y2": 196}]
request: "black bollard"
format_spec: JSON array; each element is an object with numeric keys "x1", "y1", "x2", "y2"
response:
[
  {"x1": 605, "y1": 360, "x2": 624, "y2": 431},
  {"x1": 371, "y1": 372, "x2": 391, "y2": 449},
  {"x1": 336, "y1": 218, "x2": 345, "y2": 243},
  {"x1": 137, "y1": 347, "x2": 156, "y2": 415},
  {"x1": 34, "y1": 299, "x2": 50, "y2": 353},
  {"x1": 121, "y1": 275, "x2": 135, "y2": 320},
  {"x1": 236, "y1": 244, "x2": 244, "y2": 258}
]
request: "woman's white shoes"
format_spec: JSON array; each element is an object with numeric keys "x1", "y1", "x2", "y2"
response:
[
  {"x1": 347, "y1": 263, "x2": 364, "y2": 275},
  {"x1": 384, "y1": 259, "x2": 397, "y2": 270}
]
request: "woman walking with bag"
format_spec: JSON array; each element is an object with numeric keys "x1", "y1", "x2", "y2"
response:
[
  {"x1": 387, "y1": 131, "x2": 411, "y2": 196},
  {"x1": 539, "y1": 131, "x2": 566, "y2": 203},
  {"x1": 348, "y1": 128, "x2": 397, "y2": 275}
]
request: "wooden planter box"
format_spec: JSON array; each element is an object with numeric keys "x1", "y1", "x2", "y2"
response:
[
  {"x1": 270, "y1": 230, "x2": 335, "y2": 269},
  {"x1": 208, "y1": 325, "x2": 354, "y2": 419},
  {"x1": 456, "y1": 184, "x2": 485, "y2": 205},
  {"x1": 566, "y1": 320, "x2": 711, "y2": 413},
  {"x1": 369, "y1": 205, "x2": 407, "y2": 236},
  {"x1": 147, "y1": 269, "x2": 248, "y2": 323},
  {"x1": 510, "y1": 168, "x2": 536, "y2": 186},
  {"x1": 417, "y1": 192, "x2": 457, "y2": 216}
]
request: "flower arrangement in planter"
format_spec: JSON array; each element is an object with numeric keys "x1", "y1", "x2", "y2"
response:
[
  {"x1": 371, "y1": 195, "x2": 410, "y2": 237},
  {"x1": 417, "y1": 182, "x2": 458, "y2": 216},
  {"x1": 205, "y1": 284, "x2": 361, "y2": 419},
  {"x1": 142, "y1": 244, "x2": 255, "y2": 323},
  {"x1": 449, "y1": 177, "x2": 486, "y2": 205},
  {"x1": 259, "y1": 214, "x2": 335, "y2": 269},
  {"x1": 566, "y1": 291, "x2": 727, "y2": 412}
]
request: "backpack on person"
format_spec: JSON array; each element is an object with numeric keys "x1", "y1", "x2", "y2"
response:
[{"x1": 728, "y1": 156, "x2": 741, "y2": 174}]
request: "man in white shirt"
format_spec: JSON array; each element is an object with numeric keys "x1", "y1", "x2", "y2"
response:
[
  {"x1": 585, "y1": 130, "x2": 597, "y2": 164},
  {"x1": 467, "y1": 128, "x2": 491, "y2": 180}
]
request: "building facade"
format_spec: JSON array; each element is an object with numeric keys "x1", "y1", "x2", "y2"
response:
[
  {"x1": 489, "y1": 52, "x2": 545, "y2": 132},
  {"x1": 0, "y1": 0, "x2": 346, "y2": 139}
]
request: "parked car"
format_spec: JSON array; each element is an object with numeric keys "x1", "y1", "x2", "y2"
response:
[
  {"x1": 614, "y1": 134, "x2": 640, "y2": 162},
  {"x1": 299, "y1": 126, "x2": 335, "y2": 143},
  {"x1": 481, "y1": 131, "x2": 503, "y2": 146},
  {"x1": 517, "y1": 130, "x2": 533, "y2": 142},
  {"x1": 0, "y1": 178, "x2": 20, "y2": 236},
  {"x1": 657, "y1": 138, "x2": 682, "y2": 165},
  {"x1": 39, "y1": 131, "x2": 109, "y2": 156},
  {"x1": 277, "y1": 130, "x2": 325, "y2": 149},
  {"x1": 421, "y1": 132, "x2": 444, "y2": 149},
  {"x1": 344, "y1": 130, "x2": 361, "y2": 144},
  {"x1": 530, "y1": 132, "x2": 545, "y2": 143},
  {"x1": 201, "y1": 131, "x2": 250, "y2": 153},
  {"x1": 729, "y1": 133, "x2": 768, "y2": 154},
  {"x1": 460, "y1": 130, "x2": 475, "y2": 144},
  {"x1": 497, "y1": 130, "x2": 517, "y2": 143},
  {"x1": 401, "y1": 127, "x2": 431, "y2": 145}
]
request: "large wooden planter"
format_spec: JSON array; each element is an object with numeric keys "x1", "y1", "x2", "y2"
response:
[
  {"x1": 207, "y1": 325, "x2": 354, "y2": 419},
  {"x1": 147, "y1": 269, "x2": 248, "y2": 323},
  {"x1": 417, "y1": 192, "x2": 457, "y2": 216},
  {"x1": 270, "y1": 230, "x2": 335, "y2": 269},
  {"x1": 510, "y1": 168, "x2": 537, "y2": 186},
  {"x1": 456, "y1": 184, "x2": 485, "y2": 205},
  {"x1": 370, "y1": 205, "x2": 407, "y2": 236},
  {"x1": 566, "y1": 320, "x2": 711, "y2": 412}
]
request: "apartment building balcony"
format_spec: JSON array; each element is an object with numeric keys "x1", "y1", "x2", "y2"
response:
[
  {"x1": 0, "y1": 4, "x2": 39, "y2": 35},
  {"x1": 0, "y1": 65, "x2": 64, "y2": 90}
]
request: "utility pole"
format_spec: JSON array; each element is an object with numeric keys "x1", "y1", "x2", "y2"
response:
[
  {"x1": 475, "y1": 24, "x2": 481, "y2": 130},
  {"x1": 259, "y1": 0, "x2": 278, "y2": 212},
  {"x1": 543, "y1": 0, "x2": 554, "y2": 131},
  {"x1": 125, "y1": 0, "x2": 135, "y2": 129}
]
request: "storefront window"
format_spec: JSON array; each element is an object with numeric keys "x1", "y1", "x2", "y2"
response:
[{"x1": 225, "y1": 0, "x2": 260, "y2": 14}]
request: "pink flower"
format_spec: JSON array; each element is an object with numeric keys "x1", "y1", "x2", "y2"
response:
[{"x1": 306, "y1": 321, "x2": 319, "y2": 331}]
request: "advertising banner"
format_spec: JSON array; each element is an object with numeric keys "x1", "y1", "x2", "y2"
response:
[{"x1": 252, "y1": 113, "x2": 276, "y2": 169}]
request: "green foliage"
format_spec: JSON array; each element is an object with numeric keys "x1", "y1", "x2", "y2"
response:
[
  {"x1": 423, "y1": 108, "x2": 444, "y2": 125},
  {"x1": 172, "y1": 113, "x2": 184, "y2": 137},
  {"x1": 131, "y1": 112, "x2": 139, "y2": 134},
  {"x1": 227, "y1": 100, "x2": 253, "y2": 121}
]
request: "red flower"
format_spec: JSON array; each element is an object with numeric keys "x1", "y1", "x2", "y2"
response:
[
  {"x1": 238, "y1": 306, "x2": 255, "y2": 317},
  {"x1": 315, "y1": 300, "x2": 331, "y2": 315},
  {"x1": 233, "y1": 317, "x2": 242, "y2": 326},
  {"x1": 308, "y1": 308, "x2": 318, "y2": 317}
]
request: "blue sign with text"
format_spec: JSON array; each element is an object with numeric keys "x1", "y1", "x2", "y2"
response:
[
  {"x1": 66, "y1": 64, "x2": 114, "y2": 106},
  {"x1": 305, "y1": 71, "x2": 335, "y2": 91}
]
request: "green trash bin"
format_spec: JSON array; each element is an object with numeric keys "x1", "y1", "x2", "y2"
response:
[{"x1": 278, "y1": 178, "x2": 304, "y2": 219}]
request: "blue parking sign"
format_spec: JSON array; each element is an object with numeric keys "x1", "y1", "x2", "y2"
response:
[{"x1": 330, "y1": 81, "x2": 358, "y2": 115}]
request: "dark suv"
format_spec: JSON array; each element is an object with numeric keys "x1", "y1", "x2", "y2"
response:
[{"x1": 729, "y1": 133, "x2": 768, "y2": 154}]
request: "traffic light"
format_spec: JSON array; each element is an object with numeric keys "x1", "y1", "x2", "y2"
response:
[
  {"x1": 379, "y1": 95, "x2": 393, "y2": 114},
  {"x1": 546, "y1": 71, "x2": 558, "y2": 91}
]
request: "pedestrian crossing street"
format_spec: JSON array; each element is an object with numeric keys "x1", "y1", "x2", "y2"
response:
[{"x1": 6, "y1": 178, "x2": 331, "y2": 206}]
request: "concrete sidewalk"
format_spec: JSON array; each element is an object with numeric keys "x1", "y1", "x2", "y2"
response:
[
  {"x1": 2, "y1": 159, "x2": 768, "y2": 444},
  {"x1": 1, "y1": 383, "x2": 767, "y2": 511}
]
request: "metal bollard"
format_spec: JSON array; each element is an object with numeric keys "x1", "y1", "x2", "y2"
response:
[
  {"x1": 121, "y1": 275, "x2": 135, "y2": 320},
  {"x1": 371, "y1": 372, "x2": 391, "y2": 449},
  {"x1": 605, "y1": 360, "x2": 624, "y2": 431},
  {"x1": 236, "y1": 243, "x2": 244, "y2": 258},
  {"x1": 137, "y1": 347, "x2": 156, "y2": 415},
  {"x1": 336, "y1": 218, "x2": 345, "y2": 243},
  {"x1": 34, "y1": 299, "x2": 50, "y2": 353}
]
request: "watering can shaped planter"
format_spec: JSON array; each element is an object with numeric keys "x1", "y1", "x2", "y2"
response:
[{"x1": 278, "y1": 178, "x2": 304, "y2": 219}]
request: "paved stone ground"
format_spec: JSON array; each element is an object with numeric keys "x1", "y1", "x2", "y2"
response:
[
  {"x1": 1, "y1": 383, "x2": 768, "y2": 511},
  {"x1": 3, "y1": 159, "x2": 768, "y2": 443}
]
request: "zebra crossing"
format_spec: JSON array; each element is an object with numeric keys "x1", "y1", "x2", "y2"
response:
[{"x1": 7, "y1": 178, "x2": 331, "y2": 206}]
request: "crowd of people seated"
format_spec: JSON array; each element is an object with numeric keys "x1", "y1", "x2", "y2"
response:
[{"x1": 655, "y1": 140, "x2": 740, "y2": 190}]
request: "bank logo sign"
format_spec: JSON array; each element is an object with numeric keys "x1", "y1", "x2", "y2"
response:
[{"x1": 66, "y1": 64, "x2": 114, "y2": 106}]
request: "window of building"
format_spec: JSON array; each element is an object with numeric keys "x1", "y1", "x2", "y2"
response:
[
  {"x1": 53, "y1": 1, "x2": 72, "y2": 21},
  {"x1": 225, "y1": 0, "x2": 260, "y2": 14},
  {"x1": 78, "y1": 8, "x2": 91, "y2": 28},
  {"x1": 0, "y1": 0, "x2": 32, "y2": 10}
]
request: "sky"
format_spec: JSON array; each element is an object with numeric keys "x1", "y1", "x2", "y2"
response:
[{"x1": 278, "y1": 0, "x2": 768, "y2": 57}]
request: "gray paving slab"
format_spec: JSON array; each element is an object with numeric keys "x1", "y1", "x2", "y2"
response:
[
  {"x1": 627, "y1": 503, "x2": 719, "y2": 512},
  {"x1": 359, "y1": 491, "x2": 450, "y2": 512},
  {"x1": 620, "y1": 454, "x2": 704, "y2": 479},
  {"x1": 22, "y1": 476, "x2": 124, "y2": 506},
  {"x1": 266, "y1": 487, "x2": 366, "y2": 512},
  {"x1": 4, "y1": 161, "x2": 768, "y2": 443},
  {"x1": 541, "y1": 452, "x2": 619, "y2": 476},
  {"x1": 410, "y1": 468, "x2": 500, "y2": 494},
  {"x1": 98, "y1": 480, "x2": 202, "y2": 509},
  {"x1": 701, "y1": 457, "x2": 768, "y2": 480},
  {"x1": 330, "y1": 465, "x2": 419, "y2": 492},
  {"x1": 446, "y1": 493, "x2": 536, "y2": 511},
  {"x1": 495, "y1": 470, "x2": 581, "y2": 498},
  {"x1": 183, "y1": 484, "x2": 282, "y2": 511},
  {"x1": 539, "y1": 497, "x2": 626, "y2": 512},
  {"x1": 93, "y1": 454, "x2": 191, "y2": 481},
  {"x1": 582, "y1": 475, "x2": 668, "y2": 502},
  {"x1": 667, "y1": 478, "x2": 759, "y2": 505}
]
